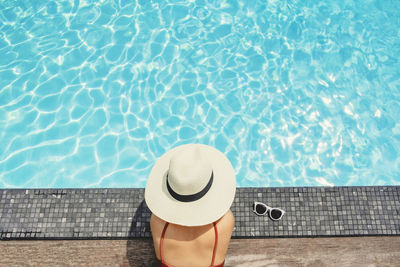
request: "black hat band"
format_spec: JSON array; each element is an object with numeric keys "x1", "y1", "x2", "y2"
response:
[{"x1": 166, "y1": 172, "x2": 214, "y2": 203}]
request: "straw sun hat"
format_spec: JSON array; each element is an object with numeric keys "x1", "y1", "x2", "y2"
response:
[{"x1": 145, "y1": 144, "x2": 236, "y2": 226}]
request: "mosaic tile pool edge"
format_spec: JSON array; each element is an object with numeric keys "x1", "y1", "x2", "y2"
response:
[{"x1": 0, "y1": 187, "x2": 399, "y2": 240}]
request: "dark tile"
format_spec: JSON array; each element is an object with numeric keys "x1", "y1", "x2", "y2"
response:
[{"x1": 0, "y1": 186, "x2": 399, "y2": 239}]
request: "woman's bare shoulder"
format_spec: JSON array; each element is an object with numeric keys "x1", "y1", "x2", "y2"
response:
[
  {"x1": 217, "y1": 209, "x2": 235, "y2": 231},
  {"x1": 150, "y1": 214, "x2": 167, "y2": 234}
]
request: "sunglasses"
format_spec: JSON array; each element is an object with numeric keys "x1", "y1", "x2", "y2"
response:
[{"x1": 252, "y1": 201, "x2": 285, "y2": 221}]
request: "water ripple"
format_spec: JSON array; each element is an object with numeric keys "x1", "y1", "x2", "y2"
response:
[{"x1": 1, "y1": 0, "x2": 400, "y2": 188}]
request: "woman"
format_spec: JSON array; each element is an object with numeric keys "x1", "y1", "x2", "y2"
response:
[{"x1": 145, "y1": 144, "x2": 236, "y2": 267}]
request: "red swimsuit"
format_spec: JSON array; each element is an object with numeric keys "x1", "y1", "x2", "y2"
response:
[{"x1": 157, "y1": 222, "x2": 225, "y2": 267}]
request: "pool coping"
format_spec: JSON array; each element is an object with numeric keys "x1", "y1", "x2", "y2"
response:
[{"x1": 0, "y1": 186, "x2": 399, "y2": 240}]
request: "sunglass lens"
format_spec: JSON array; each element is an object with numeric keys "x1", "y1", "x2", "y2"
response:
[
  {"x1": 270, "y1": 209, "x2": 282, "y2": 220},
  {"x1": 255, "y1": 204, "x2": 267, "y2": 215}
]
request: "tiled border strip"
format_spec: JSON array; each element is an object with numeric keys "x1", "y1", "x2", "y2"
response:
[{"x1": 0, "y1": 186, "x2": 399, "y2": 240}]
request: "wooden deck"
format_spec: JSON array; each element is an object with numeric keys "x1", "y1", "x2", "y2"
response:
[{"x1": 1, "y1": 236, "x2": 399, "y2": 266}]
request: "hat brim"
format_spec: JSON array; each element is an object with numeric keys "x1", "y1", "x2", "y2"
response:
[{"x1": 145, "y1": 144, "x2": 236, "y2": 226}]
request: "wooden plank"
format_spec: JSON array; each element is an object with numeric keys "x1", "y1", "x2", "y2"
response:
[
  {"x1": 0, "y1": 237, "x2": 399, "y2": 266},
  {"x1": 225, "y1": 237, "x2": 400, "y2": 266}
]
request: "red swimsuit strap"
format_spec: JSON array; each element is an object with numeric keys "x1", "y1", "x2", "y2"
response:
[
  {"x1": 211, "y1": 222, "x2": 218, "y2": 266},
  {"x1": 160, "y1": 222, "x2": 170, "y2": 265}
]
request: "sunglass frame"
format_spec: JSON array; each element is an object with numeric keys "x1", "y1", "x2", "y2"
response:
[{"x1": 252, "y1": 201, "x2": 285, "y2": 221}]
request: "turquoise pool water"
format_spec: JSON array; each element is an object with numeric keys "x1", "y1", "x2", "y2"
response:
[{"x1": 1, "y1": 0, "x2": 399, "y2": 188}]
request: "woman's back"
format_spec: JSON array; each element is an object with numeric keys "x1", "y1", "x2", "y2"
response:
[{"x1": 150, "y1": 210, "x2": 235, "y2": 267}]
